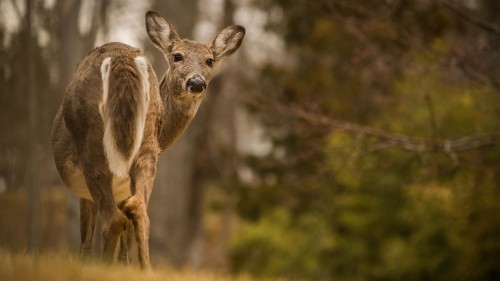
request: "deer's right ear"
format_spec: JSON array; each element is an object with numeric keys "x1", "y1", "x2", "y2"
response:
[{"x1": 145, "y1": 11, "x2": 179, "y2": 53}]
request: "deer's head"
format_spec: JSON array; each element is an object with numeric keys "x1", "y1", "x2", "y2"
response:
[{"x1": 145, "y1": 11, "x2": 245, "y2": 96}]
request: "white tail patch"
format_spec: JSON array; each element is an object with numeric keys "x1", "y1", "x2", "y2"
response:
[
  {"x1": 135, "y1": 56, "x2": 150, "y2": 102},
  {"x1": 99, "y1": 57, "x2": 112, "y2": 117},
  {"x1": 99, "y1": 56, "x2": 150, "y2": 177},
  {"x1": 129, "y1": 55, "x2": 150, "y2": 168}
]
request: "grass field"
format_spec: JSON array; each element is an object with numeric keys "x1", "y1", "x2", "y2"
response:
[{"x1": 0, "y1": 250, "x2": 262, "y2": 281}]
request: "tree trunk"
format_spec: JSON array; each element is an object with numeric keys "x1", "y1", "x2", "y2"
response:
[
  {"x1": 147, "y1": 0, "x2": 200, "y2": 267},
  {"x1": 26, "y1": 0, "x2": 40, "y2": 253}
]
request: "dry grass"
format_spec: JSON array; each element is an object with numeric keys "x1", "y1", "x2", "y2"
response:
[{"x1": 0, "y1": 250, "x2": 258, "y2": 281}]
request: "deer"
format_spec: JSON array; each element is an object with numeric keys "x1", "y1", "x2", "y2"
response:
[{"x1": 50, "y1": 11, "x2": 245, "y2": 269}]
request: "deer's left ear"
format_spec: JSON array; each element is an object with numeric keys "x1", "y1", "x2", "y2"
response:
[{"x1": 211, "y1": 25, "x2": 245, "y2": 60}]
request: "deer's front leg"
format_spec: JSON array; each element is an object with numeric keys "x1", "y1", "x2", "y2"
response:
[
  {"x1": 122, "y1": 153, "x2": 157, "y2": 270},
  {"x1": 80, "y1": 198, "x2": 97, "y2": 259}
]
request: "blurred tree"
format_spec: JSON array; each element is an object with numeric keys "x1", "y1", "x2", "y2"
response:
[
  {"x1": 229, "y1": 0, "x2": 500, "y2": 280},
  {"x1": 0, "y1": 0, "x2": 108, "y2": 252}
]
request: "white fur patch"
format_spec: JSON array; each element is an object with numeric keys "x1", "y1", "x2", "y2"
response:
[
  {"x1": 99, "y1": 57, "x2": 112, "y2": 117},
  {"x1": 134, "y1": 56, "x2": 150, "y2": 105},
  {"x1": 103, "y1": 119, "x2": 130, "y2": 176},
  {"x1": 129, "y1": 55, "x2": 150, "y2": 170},
  {"x1": 99, "y1": 56, "x2": 150, "y2": 177}
]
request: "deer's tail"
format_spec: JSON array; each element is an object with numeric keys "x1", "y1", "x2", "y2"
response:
[{"x1": 100, "y1": 56, "x2": 150, "y2": 177}]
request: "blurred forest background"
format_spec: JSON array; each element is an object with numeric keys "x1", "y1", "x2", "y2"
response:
[{"x1": 1, "y1": 0, "x2": 500, "y2": 280}]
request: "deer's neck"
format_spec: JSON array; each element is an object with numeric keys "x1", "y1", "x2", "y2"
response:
[{"x1": 157, "y1": 73, "x2": 203, "y2": 152}]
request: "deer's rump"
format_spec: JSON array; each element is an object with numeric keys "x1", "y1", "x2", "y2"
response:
[{"x1": 52, "y1": 43, "x2": 151, "y2": 202}]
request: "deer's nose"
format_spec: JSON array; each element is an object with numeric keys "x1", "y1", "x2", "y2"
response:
[{"x1": 186, "y1": 75, "x2": 206, "y2": 93}]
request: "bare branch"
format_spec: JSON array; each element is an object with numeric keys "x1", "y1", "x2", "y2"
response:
[
  {"x1": 275, "y1": 103, "x2": 500, "y2": 153},
  {"x1": 440, "y1": 0, "x2": 500, "y2": 37}
]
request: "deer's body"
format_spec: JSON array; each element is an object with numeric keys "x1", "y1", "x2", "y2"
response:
[{"x1": 50, "y1": 11, "x2": 245, "y2": 269}]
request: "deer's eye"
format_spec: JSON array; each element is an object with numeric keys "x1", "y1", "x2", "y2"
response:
[
  {"x1": 206, "y1": 58, "x2": 214, "y2": 67},
  {"x1": 173, "y1": 54, "x2": 183, "y2": 62}
]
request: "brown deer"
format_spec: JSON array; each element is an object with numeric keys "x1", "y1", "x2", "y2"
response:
[{"x1": 50, "y1": 11, "x2": 245, "y2": 269}]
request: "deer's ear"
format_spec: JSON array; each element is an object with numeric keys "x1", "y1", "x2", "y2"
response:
[
  {"x1": 211, "y1": 25, "x2": 245, "y2": 60},
  {"x1": 145, "y1": 11, "x2": 179, "y2": 53}
]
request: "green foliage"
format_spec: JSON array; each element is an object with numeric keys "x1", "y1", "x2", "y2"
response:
[
  {"x1": 230, "y1": 0, "x2": 500, "y2": 280},
  {"x1": 231, "y1": 209, "x2": 329, "y2": 280}
]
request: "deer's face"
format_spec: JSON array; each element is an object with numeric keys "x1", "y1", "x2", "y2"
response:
[
  {"x1": 167, "y1": 40, "x2": 214, "y2": 95},
  {"x1": 146, "y1": 11, "x2": 245, "y2": 96}
]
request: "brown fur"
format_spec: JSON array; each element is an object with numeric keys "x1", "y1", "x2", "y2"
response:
[
  {"x1": 51, "y1": 11, "x2": 245, "y2": 269},
  {"x1": 106, "y1": 56, "x2": 143, "y2": 158}
]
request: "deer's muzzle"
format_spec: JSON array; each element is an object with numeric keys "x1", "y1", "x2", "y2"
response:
[{"x1": 186, "y1": 75, "x2": 206, "y2": 94}]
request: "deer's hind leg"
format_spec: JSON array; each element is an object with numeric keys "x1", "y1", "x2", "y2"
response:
[
  {"x1": 82, "y1": 167, "x2": 128, "y2": 264},
  {"x1": 118, "y1": 220, "x2": 134, "y2": 264},
  {"x1": 80, "y1": 198, "x2": 97, "y2": 259}
]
